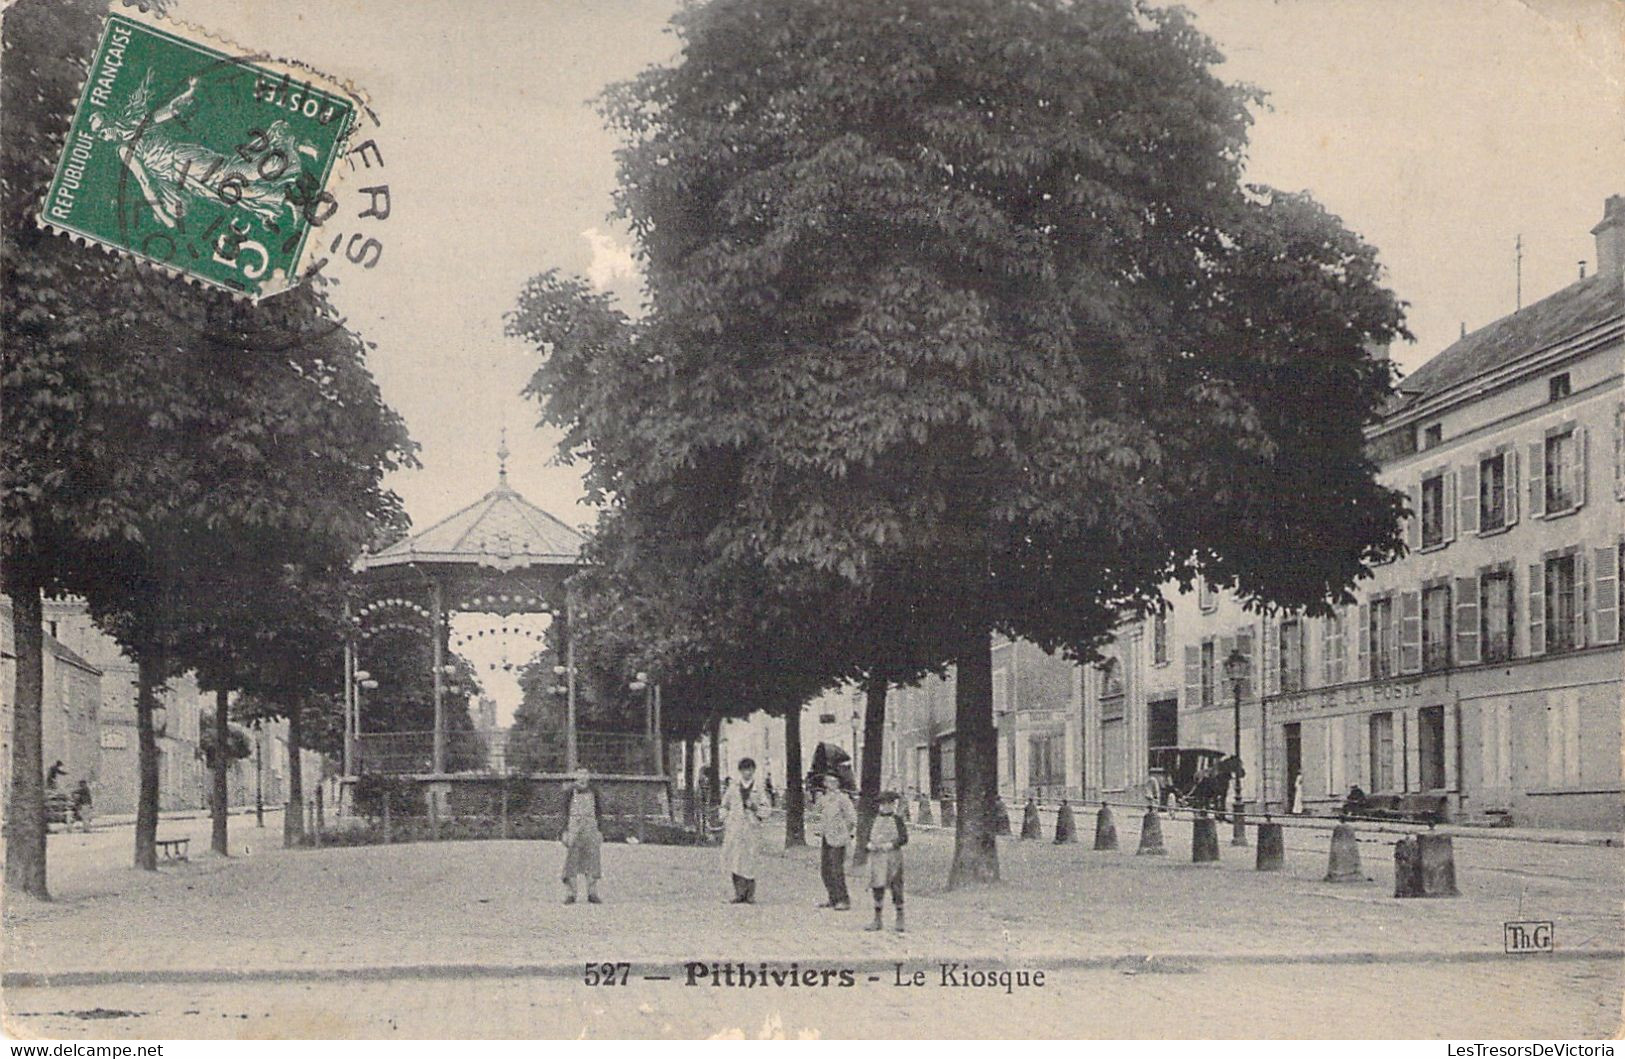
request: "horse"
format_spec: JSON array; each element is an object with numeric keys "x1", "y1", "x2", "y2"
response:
[{"x1": 1187, "y1": 755, "x2": 1244, "y2": 816}]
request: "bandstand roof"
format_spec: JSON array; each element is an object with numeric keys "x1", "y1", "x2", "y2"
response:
[{"x1": 355, "y1": 448, "x2": 588, "y2": 577}]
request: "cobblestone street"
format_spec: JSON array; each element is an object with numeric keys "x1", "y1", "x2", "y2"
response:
[{"x1": 3, "y1": 812, "x2": 1620, "y2": 1037}]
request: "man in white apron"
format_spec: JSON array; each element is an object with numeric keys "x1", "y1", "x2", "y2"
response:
[{"x1": 721, "y1": 757, "x2": 769, "y2": 903}]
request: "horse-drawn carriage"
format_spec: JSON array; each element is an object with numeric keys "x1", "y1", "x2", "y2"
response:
[{"x1": 1145, "y1": 746, "x2": 1241, "y2": 812}]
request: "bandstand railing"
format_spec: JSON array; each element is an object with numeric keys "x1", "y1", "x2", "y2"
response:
[{"x1": 354, "y1": 728, "x2": 657, "y2": 776}]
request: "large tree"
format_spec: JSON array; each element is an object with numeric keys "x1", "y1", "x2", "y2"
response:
[{"x1": 516, "y1": 0, "x2": 1408, "y2": 886}]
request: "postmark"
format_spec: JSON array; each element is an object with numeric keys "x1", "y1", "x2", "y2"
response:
[{"x1": 38, "y1": 5, "x2": 360, "y2": 301}]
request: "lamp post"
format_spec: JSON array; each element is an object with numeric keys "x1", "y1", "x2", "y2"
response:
[
  {"x1": 850, "y1": 710, "x2": 861, "y2": 762},
  {"x1": 353, "y1": 670, "x2": 377, "y2": 775},
  {"x1": 1222, "y1": 648, "x2": 1249, "y2": 847}
]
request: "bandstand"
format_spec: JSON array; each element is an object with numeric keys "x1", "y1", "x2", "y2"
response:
[{"x1": 344, "y1": 442, "x2": 669, "y2": 818}]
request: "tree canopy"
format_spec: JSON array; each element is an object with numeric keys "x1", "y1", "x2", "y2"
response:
[{"x1": 514, "y1": 0, "x2": 1408, "y2": 884}]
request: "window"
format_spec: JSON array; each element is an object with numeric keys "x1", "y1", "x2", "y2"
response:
[
  {"x1": 1199, "y1": 640, "x2": 1215, "y2": 708},
  {"x1": 1545, "y1": 554, "x2": 1578, "y2": 653},
  {"x1": 1152, "y1": 610, "x2": 1169, "y2": 666},
  {"x1": 1279, "y1": 619, "x2": 1304, "y2": 693},
  {"x1": 1198, "y1": 579, "x2": 1216, "y2": 613},
  {"x1": 1479, "y1": 453, "x2": 1507, "y2": 530},
  {"x1": 1421, "y1": 583, "x2": 1451, "y2": 671},
  {"x1": 1322, "y1": 612, "x2": 1347, "y2": 685},
  {"x1": 1549, "y1": 373, "x2": 1570, "y2": 402},
  {"x1": 1233, "y1": 627, "x2": 1254, "y2": 700},
  {"x1": 1545, "y1": 429, "x2": 1578, "y2": 512},
  {"x1": 1481, "y1": 569, "x2": 1514, "y2": 662},
  {"x1": 1028, "y1": 734, "x2": 1065, "y2": 789},
  {"x1": 1370, "y1": 712, "x2": 1395, "y2": 792},
  {"x1": 1418, "y1": 706, "x2": 1446, "y2": 790},
  {"x1": 1370, "y1": 596, "x2": 1395, "y2": 679},
  {"x1": 1420, "y1": 472, "x2": 1447, "y2": 548},
  {"x1": 1422, "y1": 423, "x2": 1443, "y2": 449}
]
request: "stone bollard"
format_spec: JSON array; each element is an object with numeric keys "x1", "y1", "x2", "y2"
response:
[
  {"x1": 1192, "y1": 814, "x2": 1220, "y2": 863},
  {"x1": 1136, "y1": 808, "x2": 1166, "y2": 855},
  {"x1": 1324, "y1": 822, "x2": 1364, "y2": 882},
  {"x1": 1255, "y1": 821, "x2": 1285, "y2": 871},
  {"x1": 1394, "y1": 833, "x2": 1459, "y2": 898},
  {"x1": 1054, "y1": 800, "x2": 1078, "y2": 844},
  {"x1": 917, "y1": 798, "x2": 935, "y2": 826},
  {"x1": 1093, "y1": 804, "x2": 1120, "y2": 851},
  {"x1": 995, "y1": 799, "x2": 1013, "y2": 836},
  {"x1": 1021, "y1": 799, "x2": 1042, "y2": 839}
]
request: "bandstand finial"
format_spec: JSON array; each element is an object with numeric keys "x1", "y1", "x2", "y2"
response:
[{"x1": 497, "y1": 427, "x2": 510, "y2": 485}]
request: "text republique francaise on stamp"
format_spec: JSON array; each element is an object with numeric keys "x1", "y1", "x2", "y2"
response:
[{"x1": 38, "y1": 4, "x2": 363, "y2": 300}]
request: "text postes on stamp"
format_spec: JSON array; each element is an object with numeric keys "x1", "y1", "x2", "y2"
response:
[{"x1": 39, "y1": 5, "x2": 357, "y2": 300}]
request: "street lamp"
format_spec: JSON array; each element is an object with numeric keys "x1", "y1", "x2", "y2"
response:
[{"x1": 1222, "y1": 648, "x2": 1250, "y2": 847}]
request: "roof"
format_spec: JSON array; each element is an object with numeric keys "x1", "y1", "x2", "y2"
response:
[
  {"x1": 355, "y1": 475, "x2": 588, "y2": 573},
  {"x1": 1396, "y1": 271, "x2": 1624, "y2": 406}
]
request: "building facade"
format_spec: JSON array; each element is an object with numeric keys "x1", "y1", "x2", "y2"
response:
[
  {"x1": 1094, "y1": 195, "x2": 1625, "y2": 830},
  {"x1": 848, "y1": 195, "x2": 1624, "y2": 832},
  {"x1": 0, "y1": 599, "x2": 104, "y2": 805}
]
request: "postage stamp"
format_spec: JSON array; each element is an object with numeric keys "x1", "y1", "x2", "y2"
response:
[{"x1": 37, "y1": 5, "x2": 358, "y2": 300}]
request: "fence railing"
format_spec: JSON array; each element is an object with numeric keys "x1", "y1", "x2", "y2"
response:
[{"x1": 354, "y1": 728, "x2": 658, "y2": 776}]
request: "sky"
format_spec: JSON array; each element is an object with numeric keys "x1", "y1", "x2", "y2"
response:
[{"x1": 172, "y1": 0, "x2": 1624, "y2": 714}]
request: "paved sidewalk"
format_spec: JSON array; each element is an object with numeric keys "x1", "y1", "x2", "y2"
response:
[{"x1": 4, "y1": 812, "x2": 1620, "y2": 985}]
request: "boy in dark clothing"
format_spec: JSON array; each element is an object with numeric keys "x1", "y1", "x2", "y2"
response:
[{"x1": 864, "y1": 790, "x2": 908, "y2": 933}]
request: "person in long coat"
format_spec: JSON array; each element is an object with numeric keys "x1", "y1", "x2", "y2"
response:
[
  {"x1": 721, "y1": 757, "x2": 769, "y2": 903},
  {"x1": 865, "y1": 790, "x2": 908, "y2": 933},
  {"x1": 560, "y1": 767, "x2": 604, "y2": 904}
]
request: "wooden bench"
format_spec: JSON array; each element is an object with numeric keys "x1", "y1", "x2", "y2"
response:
[
  {"x1": 1355, "y1": 793, "x2": 1449, "y2": 825},
  {"x1": 155, "y1": 837, "x2": 190, "y2": 862}
]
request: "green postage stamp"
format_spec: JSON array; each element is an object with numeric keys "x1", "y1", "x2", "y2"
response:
[{"x1": 39, "y1": 5, "x2": 359, "y2": 299}]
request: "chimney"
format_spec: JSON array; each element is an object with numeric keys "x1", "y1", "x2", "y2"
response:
[
  {"x1": 1362, "y1": 338, "x2": 1390, "y2": 362},
  {"x1": 1590, "y1": 194, "x2": 1625, "y2": 279}
]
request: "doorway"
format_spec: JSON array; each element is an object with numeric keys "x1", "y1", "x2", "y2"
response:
[
  {"x1": 1148, "y1": 695, "x2": 1178, "y2": 750},
  {"x1": 1284, "y1": 722, "x2": 1302, "y2": 810}
]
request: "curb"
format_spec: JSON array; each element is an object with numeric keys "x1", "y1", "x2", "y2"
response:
[{"x1": 7, "y1": 948, "x2": 1621, "y2": 989}]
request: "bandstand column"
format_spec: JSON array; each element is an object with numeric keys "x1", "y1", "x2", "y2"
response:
[
  {"x1": 565, "y1": 586, "x2": 579, "y2": 771},
  {"x1": 343, "y1": 629, "x2": 355, "y2": 779},
  {"x1": 432, "y1": 579, "x2": 446, "y2": 775}
]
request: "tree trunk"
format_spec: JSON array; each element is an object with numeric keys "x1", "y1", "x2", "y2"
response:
[
  {"x1": 706, "y1": 713, "x2": 721, "y2": 807},
  {"x1": 947, "y1": 626, "x2": 999, "y2": 888},
  {"x1": 851, "y1": 674, "x2": 887, "y2": 867},
  {"x1": 2, "y1": 550, "x2": 50, "y2": 899},
  {"x1": 134, "y1": 655, "x2": 161, "y2": 871},
  {"x1": 783, "y1": 706, "x2": 806, "y2": 847},
  {"x1": 211, "y1": 688, "x2": 229, "y2": 856},
  {"x1": 284, "y1": 705, "x2": 304, "y2": 847}
]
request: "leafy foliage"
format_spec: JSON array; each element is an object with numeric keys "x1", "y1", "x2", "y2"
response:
[{"x1": 515, "y1": 0, "x2": 1408, "y2": 883}]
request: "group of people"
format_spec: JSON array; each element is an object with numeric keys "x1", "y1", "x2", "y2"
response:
[
  {"x1": 45, "y1": 760, "x2": 93, "y2": 830},
  {"x1": 555, "y1": 757, "x2": 908, "y2": 932}
]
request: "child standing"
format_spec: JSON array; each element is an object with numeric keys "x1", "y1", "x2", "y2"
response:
[{"x1": 864, "y1": 790, "x2": 908, "y2": 933}]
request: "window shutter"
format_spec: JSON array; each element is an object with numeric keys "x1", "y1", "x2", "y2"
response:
[
  {"x1": 1321, "y1": 617, "x2": 1336, "y2": 685},
  {"x1": 1615, "y1": 403, "x2": 1625, "y2": 501},
  {"x1": 1574, "y1": 426, "x2": 1588, "y2": 509},
  {"x1": 1356, "y1": 714, "x2": 1370, "y2": 788},
  {"x1": 1236, "y1": 624, "x2": 1256, "y2": 700},
  {"x1": 1459, "y1": 462, "x2": 1479, "y2": 535},
  {"x1": 1261, "y1": 616, "x2": 1279, "y2": 695},
  {"x1": 1443, "y1": 469, "x2": 1457, "y2": 543},
  {"x1": 1528, "y1": 562, "x2": 1546, "y2": 655},
  {"x1": 1217, "y1": 634, "x2": 1235, "y2": 704},
  {"x1": 1406, "y1": 481, "x2": 1421, "y2": 551},
  {"x1": 1528, "y1": 441, "x2": 1545, "y2": 518},
  {"x1": 1399, "y1": 590, "x2": 1422, "y2": 673},
  {"x1": 1506, "y1": 448, "x2": 1520, "y2": 524},
  {"x1": 1357, "y1": 604, "x2": 1370, "y2": 680},
  {"x1": 1593, "y1": 545, "x2": 1620, "y2": 645},
  {"x1": 1454, "y1": 576, "x2": 1480, "y2": 665},
  {"x1": 1574, "y1": 550, "x2": 1588, "y2": 649},
  {"x1": 1183, "y1": 645, "x2": 1201, "y2": 710}
]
